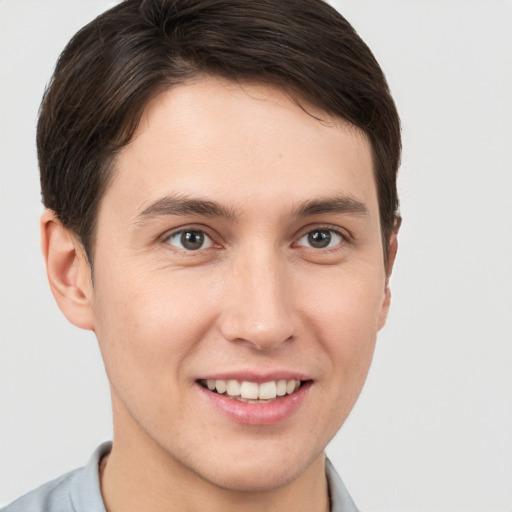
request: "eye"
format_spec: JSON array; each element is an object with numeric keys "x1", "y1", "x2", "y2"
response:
[
  {"x1": 165, "y1": 230, "x2": 214, "y2": 251},
  {"x1": 296, "y1": 228, "x2": 343, "y2": 249}
]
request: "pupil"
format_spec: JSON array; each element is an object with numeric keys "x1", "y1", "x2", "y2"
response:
[
  {"x1": 181, "y1": 231, "x2": 204, "y2": 250},
  {"x1": 308, "y1": 230, "x2": 331, "y2": 248}
]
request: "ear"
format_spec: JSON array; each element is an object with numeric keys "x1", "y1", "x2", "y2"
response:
[
  {"x1": 41, "y1": 210, "x2": 95, "y2": 331},
  {"x1": 378, "y1": 217, "x2": 401, "y2": 330}
]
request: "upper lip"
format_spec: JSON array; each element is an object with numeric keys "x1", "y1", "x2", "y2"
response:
[{"x1": 196, "y1": 371, "x2": 312, "y2": 383}]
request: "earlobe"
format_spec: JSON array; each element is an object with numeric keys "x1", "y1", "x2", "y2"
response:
[
  {"x1": 41, "y1": 210, "x2": 95, "y2": 331},
  {"x1": 378, "y1": 286, "x2": 392, "y2": 331}
]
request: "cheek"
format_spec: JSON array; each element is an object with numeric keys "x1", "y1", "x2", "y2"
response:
[
  {"x1": 301, "y1": 263, "x2": 385, "y2": 376},
  {"x1": 305, "y1": 261, "x2": 385, "y2": 329},
  {"x1": 91, "y1": 262, "x2": 218, "y2": 389}
]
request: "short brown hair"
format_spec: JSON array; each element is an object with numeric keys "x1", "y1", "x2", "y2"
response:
[{"x1": 38, "y1": 0, "x2": 401, "y2": 264}]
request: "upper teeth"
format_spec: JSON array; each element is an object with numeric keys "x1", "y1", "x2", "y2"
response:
[{"x1": 205, "y1": 379, "x2": 301, "y2": 400}]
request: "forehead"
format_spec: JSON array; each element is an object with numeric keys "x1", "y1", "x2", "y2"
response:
[{"x1": 102, "y1": 77, "x2": 377, "y2": 222}]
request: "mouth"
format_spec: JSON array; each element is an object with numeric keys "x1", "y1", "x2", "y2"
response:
[
  {"x1": 198, "y1": 378, "x2": 307, "y2": 403},
  {"x1": 196, "y1": 376, "x2": 312, "y2": 425}
]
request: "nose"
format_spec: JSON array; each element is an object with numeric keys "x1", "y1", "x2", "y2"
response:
[{"x1": 218, "y1": 247, "x2": 295, "y2": 351}]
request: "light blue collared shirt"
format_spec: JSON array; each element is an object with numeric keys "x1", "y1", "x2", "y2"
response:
[{"x1": 2, "y1": 442, "x2": 358, "y2": 512}]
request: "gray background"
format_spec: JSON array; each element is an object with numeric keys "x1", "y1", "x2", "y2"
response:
[{"x1": 1, "y1": 1, "x2": 511, "y2": 510}]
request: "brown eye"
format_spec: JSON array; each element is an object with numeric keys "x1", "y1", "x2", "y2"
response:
[
  {"x1": 165, "y1": 230, "x2": 213, "y2": 251},
  {"x1": 297, "y1": 229, "x2": 342, "y2": 249}
]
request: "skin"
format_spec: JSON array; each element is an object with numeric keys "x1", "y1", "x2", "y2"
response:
[{"x1": 42, "y1": 78, "x2": 397, "y2": 512}]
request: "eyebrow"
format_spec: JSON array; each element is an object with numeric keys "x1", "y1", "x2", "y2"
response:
[
  {"x1": 134, "y1": 195, "x2": 237, "y2": 224},
  {"x1": 134, "y1": 194, "x2": 369, "y2": 225},
  {"x1": 293, "y1": 196, "x2": 369, "y2": 218}
]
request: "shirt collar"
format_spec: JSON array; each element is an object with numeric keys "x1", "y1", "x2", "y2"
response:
[{"x1": 326, "y1": 457, "x2": 359, "y2": 512}]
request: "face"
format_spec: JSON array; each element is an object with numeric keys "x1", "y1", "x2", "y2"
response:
[{"x1": 89, "y1": 78, "x2": 390, "y2": 492}]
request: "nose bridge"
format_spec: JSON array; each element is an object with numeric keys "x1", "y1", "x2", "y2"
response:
[{"x1": 220, "y1": 243, "x2": 294, "y2": 350}]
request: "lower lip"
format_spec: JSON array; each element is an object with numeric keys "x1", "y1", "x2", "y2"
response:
[{"x1": 197, "y1": 382, "x2": 311, "y2": 426}]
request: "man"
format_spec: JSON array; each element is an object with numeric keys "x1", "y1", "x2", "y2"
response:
[{"x1": 3, "y1": 0, "x2": 400, "y2": 510}]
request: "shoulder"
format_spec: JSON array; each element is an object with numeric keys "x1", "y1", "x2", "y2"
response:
[
  {"x1": 1, "y1": 442, "x2": 111, "y2": 512},
  {"x1": 1, "y1": 470, "x2": 79, "y2": 512}
]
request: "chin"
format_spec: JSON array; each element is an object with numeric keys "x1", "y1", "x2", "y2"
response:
[
  {"x1": 203, "y1": 460, "x2": 308, "y2": 493},
  {"x1": 184, "y1": 441, "x2": 326, "y2": 493}
]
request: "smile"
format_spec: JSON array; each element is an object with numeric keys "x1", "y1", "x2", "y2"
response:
[
  {"x1": 199, "y1": 379, "x2": 302, "y2": 402},
  {"x1": 197, "y1": 376, "x2": 312, "y2": 425}
]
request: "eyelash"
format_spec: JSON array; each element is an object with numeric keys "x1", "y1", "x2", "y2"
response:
[
  {"x1": 295, "y1": 227, "x2": 346, "y2": 251},
  {"x1": 162, "y1": 225, "x2": 349, "y2": 254},
  {"x1": 163, "y1": 228, "x2": 217, "y2": 252}
]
